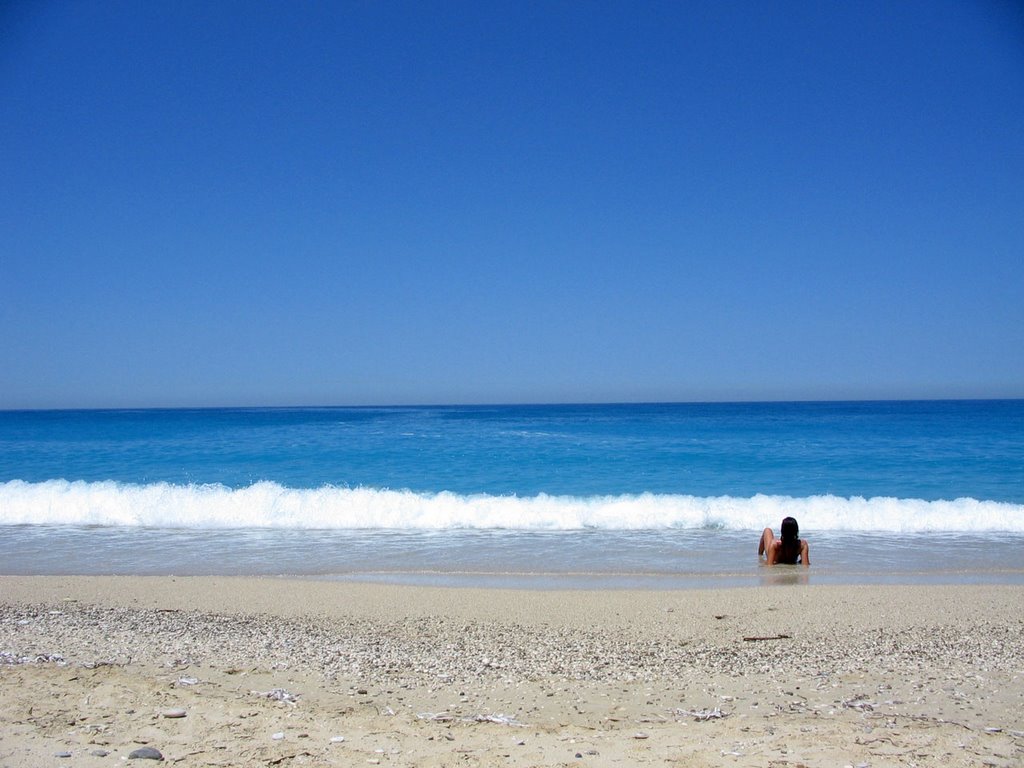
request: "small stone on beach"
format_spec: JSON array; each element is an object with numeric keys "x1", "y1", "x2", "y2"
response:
[
  {"x1": 162, "y1": 708, "x2": 187, "y2": 718},
  {"x1": 128, "y1": 747, "x2": 164, "y2": 760}
]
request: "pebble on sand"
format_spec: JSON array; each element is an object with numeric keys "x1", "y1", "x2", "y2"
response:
[
  {"x1": 162, "y1": 708, "x2": 187, "y2": 718},
  {"x1": 128, "y1": 746, "x2": 164, "y2": 760}
]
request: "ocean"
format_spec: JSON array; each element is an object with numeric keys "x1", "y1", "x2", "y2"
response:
[{"x1": 1, "y1": 400, "x2": 1022, "y2": 588}]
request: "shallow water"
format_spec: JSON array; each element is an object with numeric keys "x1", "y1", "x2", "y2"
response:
[{"x1": 2, "y1": 526, "x2": 1021, "y2": 589}]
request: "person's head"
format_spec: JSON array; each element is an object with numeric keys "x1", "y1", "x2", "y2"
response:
[{"x1": 781, "y1": 516, "x2": 799, "y2": 541}]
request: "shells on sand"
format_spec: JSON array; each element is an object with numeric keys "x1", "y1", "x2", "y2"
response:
[
  {"x1": 670, "y1": 706, "x2": 729, "y2": 721},
  {"x1": 252, "y1": 687, "x2": 299, "y2": 704}
]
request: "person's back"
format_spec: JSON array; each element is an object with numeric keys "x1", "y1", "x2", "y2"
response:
[
  {"x1": 759, "y1": 516, "x2": 810, "y2": 567},
  {"x1": 776, "y1": 535, "x2": 803, "y2": 565}
]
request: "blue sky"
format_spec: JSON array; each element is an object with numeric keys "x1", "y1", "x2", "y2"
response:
[{"x1": 2, "y1": 0, "x2": 1022, "y2": 408}]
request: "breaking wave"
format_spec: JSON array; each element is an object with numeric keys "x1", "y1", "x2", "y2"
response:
[{"x1": 1, "y1": 479, "x2": 1022, "y2": 532}]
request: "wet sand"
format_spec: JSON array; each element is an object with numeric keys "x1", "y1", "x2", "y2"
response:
[{"x1": 1, "y1": 576, "x2": 1022, "y2": 767}]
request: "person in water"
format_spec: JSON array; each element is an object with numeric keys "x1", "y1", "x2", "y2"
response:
[{"x1": 758, "y1": 516, "x2": 809, "y2": 566}]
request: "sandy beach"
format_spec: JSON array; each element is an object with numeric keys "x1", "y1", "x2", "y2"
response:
[{"x1": 1, "y1": 577, "x2": 1022, "y2": 767}]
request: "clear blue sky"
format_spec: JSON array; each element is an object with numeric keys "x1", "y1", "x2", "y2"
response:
[{"x1": 2, "y1": 0, "x2": 1022, "y2": 408}]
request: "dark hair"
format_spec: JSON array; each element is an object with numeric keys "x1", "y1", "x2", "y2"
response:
[{"x1": 780, "y1": 516, "x2": 799, "y2": 541}]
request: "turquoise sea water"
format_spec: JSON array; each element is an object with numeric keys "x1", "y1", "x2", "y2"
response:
[{"x1": 1, "y1": 401, "x2": 1022, "y2": 587}]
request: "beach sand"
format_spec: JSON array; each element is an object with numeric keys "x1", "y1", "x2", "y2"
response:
[{"x1": 1, "y1": 577, "x2": 1022, "y2": 767}]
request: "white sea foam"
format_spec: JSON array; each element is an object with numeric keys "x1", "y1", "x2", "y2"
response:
[{"x1": 1, "y1": 480, "x2": 1021, "y2": 532}]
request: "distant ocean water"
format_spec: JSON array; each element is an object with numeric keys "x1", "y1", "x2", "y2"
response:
[{"x1": 1, "y1": 401, "x2": 1022, "y2": 588}]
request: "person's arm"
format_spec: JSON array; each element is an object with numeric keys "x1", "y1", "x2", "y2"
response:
[
  {"x1": 800, "y1": 540, "x2": 810, "y2": 567},
  {"x1": 766, "y1": 540, "x2": 779, "y2": 565}
]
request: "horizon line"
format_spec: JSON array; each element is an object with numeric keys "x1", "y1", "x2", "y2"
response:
[{"x1": 2, "y1": 396, "x2": 1022, "y2": 414}]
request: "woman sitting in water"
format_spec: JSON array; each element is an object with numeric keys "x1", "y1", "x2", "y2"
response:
[{"x1": 759, "y1": 516, "x2": 809, "y2": 566}]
